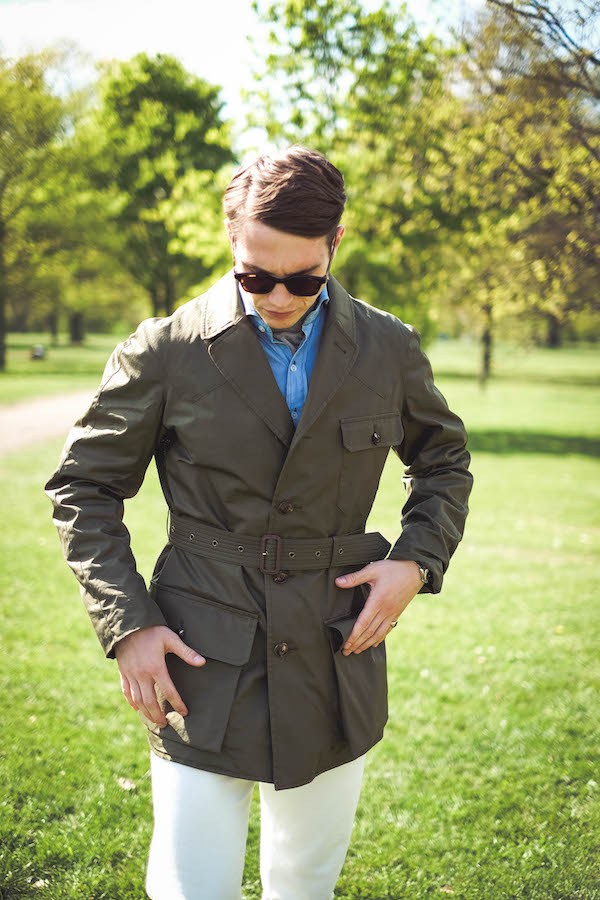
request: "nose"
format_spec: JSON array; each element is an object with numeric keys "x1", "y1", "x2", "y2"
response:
[{"x1": 269, "y1": 283, "x2": 294, "y2": 308}]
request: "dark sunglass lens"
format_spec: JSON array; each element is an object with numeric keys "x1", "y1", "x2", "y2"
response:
[
  {"x1": 285, "y1": 276, "x2": 324, "y2": 296},
  {"x1": 238, "y1": 273, "x2": 275, "y2": 293}
]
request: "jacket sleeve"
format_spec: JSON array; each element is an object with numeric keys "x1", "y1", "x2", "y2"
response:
[
  {"x1": 44, "y1": 322, "x2": 169, "y2": 659},
  {"x1": 387, "y1": 327, "x2": 473, "y2": 594}
]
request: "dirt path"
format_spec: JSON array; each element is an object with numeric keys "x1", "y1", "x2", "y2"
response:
[{"x1": 0, "y1": 390, "x2": 95, "y2": 455}]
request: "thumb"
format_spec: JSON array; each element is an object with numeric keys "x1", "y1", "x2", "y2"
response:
[
  {"x1": 168, "y1": 633, "x2": 205, "y2": 666},
  {"x1": 335, "y1": 566, "x2": 370, "y2": 588}
]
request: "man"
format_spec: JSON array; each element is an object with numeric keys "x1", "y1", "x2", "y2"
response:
[{"x1": 45, "y1": 145, "x2": 473, "y2": 900}]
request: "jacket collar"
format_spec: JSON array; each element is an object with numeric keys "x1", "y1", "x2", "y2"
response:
[
  {"x1": 201, "y1": 269, "x2": 354, "y2": 344},
  {"x1": 201, "y1": 270, "x2": 246, "y2": 339},
  {"x1": 200, "y1": 269, "x2": 358, "y2": 449}
]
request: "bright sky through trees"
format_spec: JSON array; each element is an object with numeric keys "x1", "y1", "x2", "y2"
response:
[{"x1": 0, "y1": 0, "x2": 482, "y2": 138}]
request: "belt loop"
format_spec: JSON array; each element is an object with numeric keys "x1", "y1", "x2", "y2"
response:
[{"x1": 260, "y1": 534, "x2": 282, "y2": 575}]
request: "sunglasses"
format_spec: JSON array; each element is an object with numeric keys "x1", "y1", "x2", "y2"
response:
[
  {"x1": 234, "y1": 271, "x2": 328, "y2": 297},
  {"x1": 233, "y1": 237, "x2": 336, "y2": 297}
]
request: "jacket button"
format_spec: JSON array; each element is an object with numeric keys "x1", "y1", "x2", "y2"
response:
[
  {"x1": 273, "y1": 572, "x2": 288, "y2": 584},
  {"x1": 371, "y1": 431, "x2": 381, "y2": 445},
  {"x1": 274, "y1": 641, "x2": 289, "y2": 657},
  {"x1": 278, "y1": 501, "x2": 294, "y2": 514}
]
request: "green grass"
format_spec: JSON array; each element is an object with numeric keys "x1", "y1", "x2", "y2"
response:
[
  {"x1": 0, "y1": 333, "x2": 127, "y2": 404},
  {"x1": 1, "y1": 341, "x2": 599, "y2": 898}
]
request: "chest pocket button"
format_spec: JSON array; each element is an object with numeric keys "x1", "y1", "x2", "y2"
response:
[{"x1": 371, "y1": 431, "x2": 381, "y2": 445}]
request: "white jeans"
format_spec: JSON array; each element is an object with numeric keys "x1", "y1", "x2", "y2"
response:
[{"x1": 145, "y1": 751, "x2": 367, "y2": 900}]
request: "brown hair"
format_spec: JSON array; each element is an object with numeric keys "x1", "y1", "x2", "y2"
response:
[{"x1": 223, "y1": 145, "x2": 346, "y2": 246}]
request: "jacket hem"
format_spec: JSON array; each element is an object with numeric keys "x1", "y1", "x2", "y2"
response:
[
  {"x1": 147, "y1": 734, "x2": 266, "y2": 784},
  {"x1": 146, "y1": 729, "x2": 384, "y2": 790}
]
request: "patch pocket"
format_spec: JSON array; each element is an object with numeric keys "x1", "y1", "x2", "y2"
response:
[
  {"x1": 337, "y1": 411, "x2": 404, "y2": 514},
  {"x1": 324, "y1": 611, "x2": 388, "y2": 753},
  {"x1": 143, "y1": 585, "x2": 258, "y2": 753}
]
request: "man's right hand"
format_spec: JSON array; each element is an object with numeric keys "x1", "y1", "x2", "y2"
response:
[{"x1": 114, "y1": 625, "x2": 205, "y2": 727}]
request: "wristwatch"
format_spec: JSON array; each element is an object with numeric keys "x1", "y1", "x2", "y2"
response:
[{"x1": 415, "y1": 562, "x2": 430, "y2": 585}]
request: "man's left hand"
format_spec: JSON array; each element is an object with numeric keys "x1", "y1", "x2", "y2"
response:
[{"x1": 335, "y1": 560, "x2": 422, "y2": 655}]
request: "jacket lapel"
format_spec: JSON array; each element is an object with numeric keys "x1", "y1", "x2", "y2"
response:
[
  {"x1": 202, "y1": 271, "x2": 295, "y2": 448},
  {"x1": 199, "y1": 271, "x2": 358, "y2": 453},
  {"x1": 288, "y1": 274, "x2": 358, "y2": 451}
]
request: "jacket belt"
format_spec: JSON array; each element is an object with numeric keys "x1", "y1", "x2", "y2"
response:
[{"x1": 168, "y1": 513, "x2": 391, "y2": 573}]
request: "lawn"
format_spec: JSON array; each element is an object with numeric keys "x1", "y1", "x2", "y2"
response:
[
  {"x1": 0, "y1": 333, "x2": 124, "y2": 404},
  {"x1": 1, "y1": 339, "x2": 598, "y2": 899}
]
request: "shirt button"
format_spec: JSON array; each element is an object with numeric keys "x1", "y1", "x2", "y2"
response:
[
  {"x1": 290, "y1": 363, "x2": 297, "y2": 371},
  {"x1": 278, "y1": 501, "x2": 294, "y2": 514},
  {"x1": 273, "y1": 572, "x2": 289, "y2": 584},
  {"x1": 259, "y1": 325, "x2": 266, "y2": 332},
  {"x1": 292, "y1": 410, "x2": 298, "y2": 418},
  {"x1": 371, "y1": 431, "x2": 381, "y2": 445},
  {"x1": 273, "y1": 641, "x2": 289, "y2": 657}
]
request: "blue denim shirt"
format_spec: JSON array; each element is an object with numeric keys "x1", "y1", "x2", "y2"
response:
[{"x1": 238, "y1": 283, "x2": 329, "y2": 425}]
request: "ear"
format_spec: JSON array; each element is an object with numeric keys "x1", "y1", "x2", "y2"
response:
[
  {"x1": 224, "y1": 218, "x2": 235, "y2": 249},
  {"x1": 331, "y1": 224, "x2": 345, "y2": 258}
]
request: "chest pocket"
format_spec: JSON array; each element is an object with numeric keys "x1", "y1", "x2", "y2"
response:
[{"x1": 337, "y1": 411, "x2": 404, "y2": 516}]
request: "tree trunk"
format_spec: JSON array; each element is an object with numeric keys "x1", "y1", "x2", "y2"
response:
[
  {"x1": 150, "y1": 285, "x2": 160, "y2": 318},
  {"x1": 0, "y1": 221, "x2": 6, "y2": 372},
  {"x1": 48, "y1": 309, "x2": 59, "y2": 345},
  {"x1": 164, "y1": 268, "x2": 175, "y2": 317},
  {"x1": 69, "y1": 311, "x2": 85, "y2": 345},
  {"x1": 545, "y1": 313, "x2": 562, "y2": 348},
  {"x1": 479, "y1": 303, "x2": 492, "y2": 386}
]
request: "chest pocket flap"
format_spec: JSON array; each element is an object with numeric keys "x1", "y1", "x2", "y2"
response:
[{"x1": 340, "y1": 411, "x2": 403, "y2": 452}]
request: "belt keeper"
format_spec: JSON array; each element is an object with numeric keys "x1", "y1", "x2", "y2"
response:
[{"x1": 260, "y1": 534, "x2": 282, "y2": 575}]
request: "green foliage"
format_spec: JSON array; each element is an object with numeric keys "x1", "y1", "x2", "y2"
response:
[
  {"x1": 85, "y1": 52, "x2": 236, "y2": 315},
  {"x1": 249, "y1": 0, "x2": 600, "y2": 374},
  {"x1": 249, "y1": 0, "x2": 455, "y2": 339},
  {"x1": 0, "y1": 47, "x2": 81, "y2": 368},
  {"x1": 438, "y1": 1, "x2": 600, "y2": 350}
]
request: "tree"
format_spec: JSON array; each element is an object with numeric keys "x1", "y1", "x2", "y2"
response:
[
  {"x1": 86, "y1": 53, "x2": 236, "y2": 317},
  {"x1": 448, "y1": 0, "x2": 600, "y2": 360},
  {"x1": 0, "y1": 48, "x2": 72, "y2": 370},
  {"x1": 249, "y1": 1, "x2": 468, "y2": 340}
]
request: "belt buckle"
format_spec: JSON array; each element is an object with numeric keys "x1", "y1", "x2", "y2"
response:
[{"x1": 260, "y1": 533, "x2": 282, "y2": 575}]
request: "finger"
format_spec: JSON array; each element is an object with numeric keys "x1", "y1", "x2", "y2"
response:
[
  {"x1": 167, "y1": 634, "x2": 206, "y2": 667},
  {"x1": 129, "y1": 678, "x2": 155, "y2": 724},
  {"x1": 335, "y1": 562, "x2": 375, "y2": 589},
  {"x1": 351, "y1": 618, "x2": 393, "y2": 653},
  {"x1": 343, "y1": 610, "x2": 386, "y2": 655},
  {"x1": 156, "y1": 670, "x2": 189, "y2": 718},
  {"x1": 120, "y1": 672, "x2": 139, "y2": 711},
  {"x1": 138, "y1": 678, "x2": 168, "y2": 728}
]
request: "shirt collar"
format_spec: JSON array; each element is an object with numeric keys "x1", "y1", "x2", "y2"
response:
[{"x1": 238, "y1": 282, "x2": 329, "y2": 338}]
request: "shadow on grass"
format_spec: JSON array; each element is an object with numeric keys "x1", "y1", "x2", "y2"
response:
[
  {"x1": 468, "y1": 430, "x2": 600, "y2": 457},
  {"x1": 434, "y1": 370, "x2": 600, "y2": 388}
]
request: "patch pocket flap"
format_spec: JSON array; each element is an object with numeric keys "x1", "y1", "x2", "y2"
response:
[
  {"x1": 340, "y1": 412, "x2": 403, "y2": 452},
  {"x1": 325, "y1": 613, "x2": 357, "y2": 653},
  {"x1": 155, "y1": 587, "x2": 258, "y2": 666}
]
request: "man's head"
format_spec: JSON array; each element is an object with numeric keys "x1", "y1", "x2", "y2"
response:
[{"x1": 224, "y1": 146, "x2": 346, "y2": 329}]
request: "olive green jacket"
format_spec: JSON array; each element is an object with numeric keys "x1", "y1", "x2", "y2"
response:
[{"x1": 45, "y1": 271, "x2": 472, "y2": 790}]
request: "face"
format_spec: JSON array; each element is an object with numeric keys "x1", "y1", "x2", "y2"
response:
[{"x1": 226, "y1": 219, "x2": 344, "y2": 330}]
